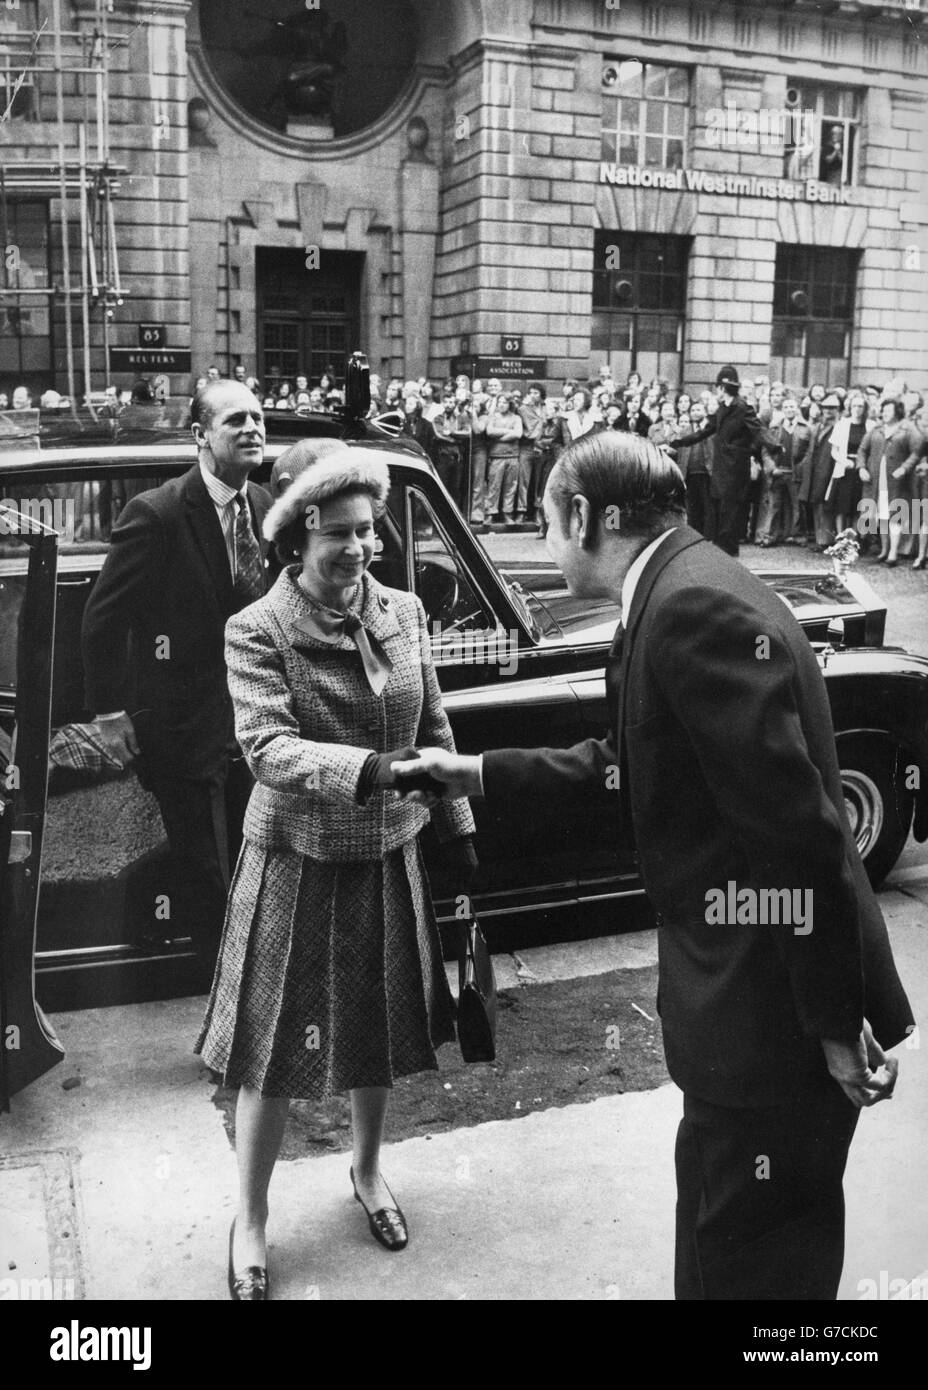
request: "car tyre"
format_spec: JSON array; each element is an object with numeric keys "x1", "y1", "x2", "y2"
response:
[{"x1": 836, "y1": 733, "x2": 915, "y2": 888}]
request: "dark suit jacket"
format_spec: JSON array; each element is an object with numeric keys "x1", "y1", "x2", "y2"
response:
[
  {"x1": 402, "y1": 415, "x2": 442, "y2": 469},
  {"x1": 674, "y1": 395, "x2": 767, "y2": 503},
  {"x1": 482, "y1": 527, "x2": 914, "y2": 1107},
  {"x1": 763, "y1": 420, "x2": 811, "y2": 481},
  {"x1": 82, "y1": 464, "x2": 272, "y2": 780},
  {"x1": 799, "y1": 422, "x2": 837, "y2": 505}
]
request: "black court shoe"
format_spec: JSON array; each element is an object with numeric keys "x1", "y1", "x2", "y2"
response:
[
  {"x1": 350, "y1": 1167, "x2": 408, "y2": 1252},
  {"x1": 227, "y1": 1220, "x2": 269, "y2": 1300}
]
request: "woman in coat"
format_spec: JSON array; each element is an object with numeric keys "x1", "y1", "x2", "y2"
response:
[
  {"x1": 857, "y1": 398, "x2": 922, "y2": 566},
  {"x1": 825, "y1": 392, "x2": 868, "y2": 536},
  {"x1": 913, "y1": 413, "x2": 928, "y2": 571},
  {"x1": 196, "y1": 449, "x2": 476, "y2": 1298}
]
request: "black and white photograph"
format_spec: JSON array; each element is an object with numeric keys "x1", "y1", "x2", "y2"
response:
[{"x1": 0, "y1": 0, "x2": 927, "y2": 1353}]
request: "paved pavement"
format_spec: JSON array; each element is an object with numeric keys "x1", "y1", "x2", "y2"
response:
[{"x1": 1, "y1": 869, "x2": 925, "y2": 1303}]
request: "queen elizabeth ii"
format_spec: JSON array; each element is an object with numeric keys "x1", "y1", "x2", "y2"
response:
[{"x1": 196, "y1": 445, "x2": 476, "y2": 1298}]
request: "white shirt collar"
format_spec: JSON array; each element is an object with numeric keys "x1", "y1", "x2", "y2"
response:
[
  {"x1": 621, "y1": 529, "x2": 676, "y2": 624},
  {"x1": 199, "y1": 459, "x2": 245, "y2": 508}
]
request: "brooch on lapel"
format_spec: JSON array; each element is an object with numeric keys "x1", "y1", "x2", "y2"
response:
[{"x1": 378, "y1": 593, "x2": 390, "y2": 612}]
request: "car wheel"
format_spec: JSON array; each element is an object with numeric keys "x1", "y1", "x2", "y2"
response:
[{"x1": 836, "y1": 734, "x2": 915, "y2": 888}]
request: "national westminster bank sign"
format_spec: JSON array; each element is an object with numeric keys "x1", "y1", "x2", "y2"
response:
[{"x1": 600, "y1": 164, "x2": 863, "y2": 206}]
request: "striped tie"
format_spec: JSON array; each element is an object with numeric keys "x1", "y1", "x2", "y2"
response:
[{"x1": 233, "y1": 495, "x2": 265, "y2": 607}]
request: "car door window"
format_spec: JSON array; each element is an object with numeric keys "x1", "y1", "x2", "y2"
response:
[
  {"x1": 0, "y1": 518, "x2": 64, "y2": 1103},
  {"x1": 1, "y1": 469, "x2": 178, "y2": 971},
  {"x1": 367, "y1": 495, "x2": 407, "y2": 593},
  {"x1": 409, "y1": 489, "x2": 496, "y2": 642},
  {"x1": 0, "y1": 475, "x2": 163, "y2": 555}
]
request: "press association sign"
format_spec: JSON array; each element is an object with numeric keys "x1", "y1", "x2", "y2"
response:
[{"x1": 599, "y1": 164, "x2": 860, "y2": 206}]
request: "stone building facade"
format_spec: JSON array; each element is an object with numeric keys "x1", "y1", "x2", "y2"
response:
[{"x1": 1, "y1": 0, "x2": 925, "y2": 401}]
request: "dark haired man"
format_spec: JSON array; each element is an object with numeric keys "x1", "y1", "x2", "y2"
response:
[
  {"x1": 517, "y1": 383, "x2": 547, "y2": 527},
  {"x1": 672, "y1": 365, "x2": 769, "y2": 557},
  {"x1": 81, "y1": 381, "x2": 272, "y2": 982},
  {"x1": 674, "y1": 398, "x2": 713, "y2": 537},
  {"x1": 396, "y1": 428, "x2": 912, "y2": 1301}
]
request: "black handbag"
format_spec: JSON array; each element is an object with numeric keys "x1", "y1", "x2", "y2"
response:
[{"x1": 456, "y1": 915, "x2": 497, "y2": 1063}]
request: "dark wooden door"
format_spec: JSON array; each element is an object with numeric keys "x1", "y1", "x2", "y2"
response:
[{"x1": 256, "y1": 247, "x2": 362, "y2": 391}]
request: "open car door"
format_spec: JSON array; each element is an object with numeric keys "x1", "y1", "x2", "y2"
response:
[{"x1": 0, "y1": 506, "x2": 63, "y2": 1111}]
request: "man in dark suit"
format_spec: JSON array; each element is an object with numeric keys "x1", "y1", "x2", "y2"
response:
[
  {"x1": 755, "y1": 393, "x2": 812, "y2": 547},
  {"x1": 396, "y1": 429, "x2": 913, "y2": 1300},
  {"x1": 672, "y1": 364, "x2": 769, "y2": 557},
  {"x1": 82, "y1": 381, "x2": 273, "y2": 981}
]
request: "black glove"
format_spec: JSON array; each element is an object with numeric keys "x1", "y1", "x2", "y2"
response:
[
  {"x1": 438, "y1": 836, "x2": 479, "y2": 893},
  {"x1": 355, "y1": 747, "x2": 446, "y2": 804}
]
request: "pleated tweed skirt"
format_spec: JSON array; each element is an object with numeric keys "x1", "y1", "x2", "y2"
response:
[{"x1": 195, "y1": 836, "x2": 455, "y2": 1099}]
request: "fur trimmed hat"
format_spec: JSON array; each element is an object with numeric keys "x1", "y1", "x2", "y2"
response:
[{"x1": 262, "y1": 449, "x2": 391, "y2": 544}]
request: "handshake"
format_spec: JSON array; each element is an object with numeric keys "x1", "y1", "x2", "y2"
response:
[{"x1": 357, "y1": 746, "x2": 483, "y2": 806}]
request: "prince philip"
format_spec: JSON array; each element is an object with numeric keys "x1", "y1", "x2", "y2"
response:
[
  {"x1": 395, "y1": 428, "x2": 913, "y2": 1301},
  {"x1": 81, "y1": 381, "x2": 273, "y2": 982}
]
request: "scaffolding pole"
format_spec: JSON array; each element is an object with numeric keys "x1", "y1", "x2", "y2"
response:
[
  {"x1": 78, "y1": 126, "x2": 98, "y2": 421},
  {"x1": 3, "y1": 0, "x2": 123, "y2": 405},
  {"x1": 52, "y1": 0, "x2": 78, "y2": 412}
]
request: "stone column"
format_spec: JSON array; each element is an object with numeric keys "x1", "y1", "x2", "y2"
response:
[{"x1": 399, "y1": 116, "x2": 439, "y2": 379}]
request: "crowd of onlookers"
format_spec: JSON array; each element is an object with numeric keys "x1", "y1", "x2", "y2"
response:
[
  {"x1": 361, "y1": 366, "x2": 928, "y2": 572},
  {"x1": 6, "y1": 361, "x2": 926, "y2": 570}
]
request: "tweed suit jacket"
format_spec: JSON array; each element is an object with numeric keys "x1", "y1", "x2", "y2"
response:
[{"x1": 225, "y1": 566, "x2": 475, "y2": 862}]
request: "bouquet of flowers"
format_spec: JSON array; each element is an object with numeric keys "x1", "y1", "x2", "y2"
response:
[{"x1": 824, "y1": 528, "x2": 860, "y2": 579}]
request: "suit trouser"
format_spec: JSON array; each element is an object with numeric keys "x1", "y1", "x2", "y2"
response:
[
  {"x1": 741, "y1": 472, "x2": 764, "y2": 541},
  {"x1": 756, "y1": 478, "x2": 795, "y2": 544},
  {"x1": 486, "y1": 453, "x2": 519, "y2": 518},
  {"x1": 145, "y1": 755, "x2": 253, "y2": 979},
  {"x1": 436, "y1": 442, "x2": 464, "y2": 513},
  {"x1": 674, "y1": 1083, "x2": 858, "y2": 1300},
  {"x1": 469, "y1": 438, "x2": 489, "y2": 522},
  {"x1": 709, "y1": 493, "x2": 745, "y2": 557},
  {"x1": 684, "y1": 472, "x2": 711, "y2": 537},
  {"x1": 515, "y1": 443, "x2": 536, "y2": 519},
  {"x1": 812, "y1": 500, "x2": 837, "y2": 548}
]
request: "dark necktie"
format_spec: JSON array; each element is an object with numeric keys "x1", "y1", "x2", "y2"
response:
[
  {"x1": 605, "y1": 620, "x2": 625, "y2": 744},
  {"x1": 233, "y1": 495, "x2": 265, "y2": 607},
  {"x1": 606, "y1": 620, "x2": 635, "y2": 849}
]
